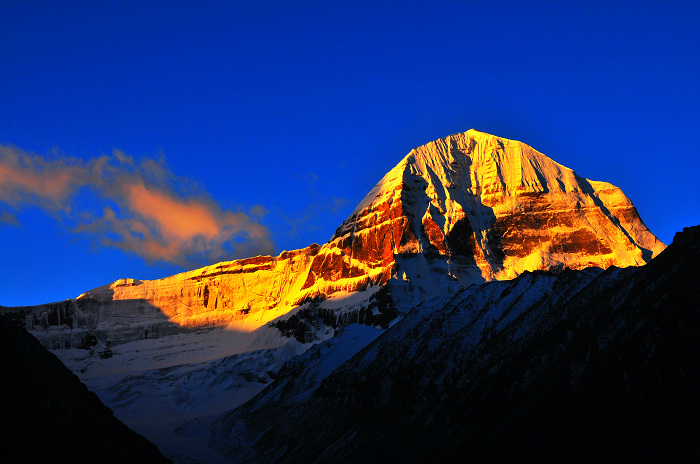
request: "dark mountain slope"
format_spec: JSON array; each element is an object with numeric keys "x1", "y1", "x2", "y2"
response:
[
  {"x1": 212, "y1": 226, "x2": 699, "y2": 463},
  {"x1": 0, "y1": 315, "x2": 171, "y2": 464},
  {"x1": 463, "y1": 224, "x2": 700, "y2": 463}
]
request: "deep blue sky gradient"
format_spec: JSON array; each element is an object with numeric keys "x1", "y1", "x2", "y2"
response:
[{"x1": 1, "y1": 1, "x2": 698, "y2": 305}]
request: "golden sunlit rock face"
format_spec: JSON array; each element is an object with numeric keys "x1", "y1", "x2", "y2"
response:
[
  {"x1": 78, "y1": 245, "x2": 320, "y2": 331},
  {"x1": 79, "y1": 130, "x2": 665, "y2": 331},
  {"x1": 303, "y1": 130, "x2": 664, "y2": 291}
]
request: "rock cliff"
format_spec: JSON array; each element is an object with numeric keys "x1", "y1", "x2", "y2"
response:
[{"x1": 76, "y1": 244, "x2": 321, "y2": 332}]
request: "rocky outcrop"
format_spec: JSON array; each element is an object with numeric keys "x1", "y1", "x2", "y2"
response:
[{"x1": 75, "y1": 244, "x2": 321, "y2": 332}]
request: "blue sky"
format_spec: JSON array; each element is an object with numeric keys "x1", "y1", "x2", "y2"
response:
[{"x1": 1, "y1": 1, "x2": 698, "y2": 306}]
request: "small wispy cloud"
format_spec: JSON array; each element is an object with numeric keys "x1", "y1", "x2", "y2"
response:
[
  {"x1": 0, "y1": 146, "x2": 89, "y2": 212},
  {"x1": 281, "y1": 196, "x2": 350, "y2": 239},
  {"x1": 0, "y1": 145, "x2": 276, "y2": 267},
  {"x1": 0, "y1": 211, "x2": 19, "y2": 226}
]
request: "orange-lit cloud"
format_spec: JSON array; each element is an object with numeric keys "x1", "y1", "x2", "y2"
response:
[
  {"x1": 0, "y1": 145, "x2": 275, "y2": 266},
  {"x1": 0, "y1": 146, "x2": 89, "y2": 211}
]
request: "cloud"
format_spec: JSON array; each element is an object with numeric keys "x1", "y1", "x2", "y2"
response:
[
  {"x1": 281, "y1": 196, "x2": 350, "y2": 239},
  {"x1": 249, "y1": 204, "x2": 269, "y2": 218},
  {"x1": 0, "y1": 146, "x2": 89, "y2": 211},
  {"x1": 0, "y1": 145, "x2": 276, "y2": 267},
  {"x1": 0, "y1": 211, "x2": 19, "y2": 226}
]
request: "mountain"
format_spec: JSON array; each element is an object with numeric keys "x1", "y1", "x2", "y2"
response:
[
  {"x1": 7, "y1": 130, "x2": 664, "y2": 340},
  {"x1": 1, "y1": 129, "x2": 668, "y2": 462},
  {"x1": 318, "y1": 129, "x2": 663, "y2": 294},
  {"x1": 0, "y1": 314, "x2": 171, "y2": 463},
  {"x1": 208, "y1": 225, "x2": 700, "y2": 463}
]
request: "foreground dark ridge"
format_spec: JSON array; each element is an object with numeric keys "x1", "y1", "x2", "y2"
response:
[
  {"x1": 212, "y1": 225, "x2": 700, "y2": 464},
  {"x1": 0, "y1": 315, "x2": 171, "y2": 464}
]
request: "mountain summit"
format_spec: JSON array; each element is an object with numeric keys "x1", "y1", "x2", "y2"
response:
[{"x1": 308, "y1": 129, "x2": 664, "y2": 297}]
